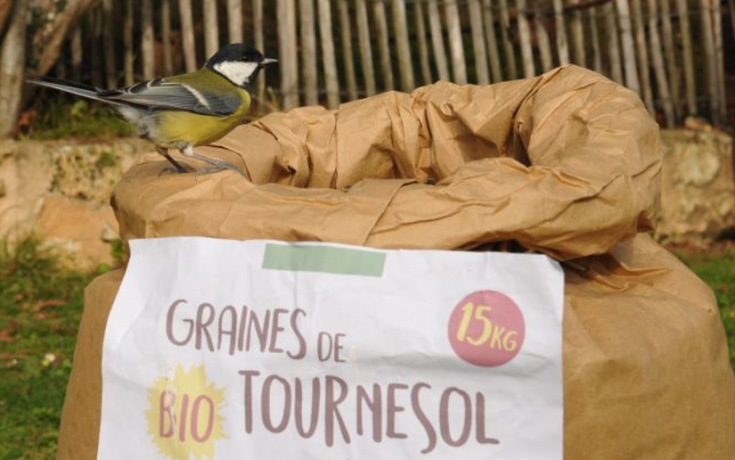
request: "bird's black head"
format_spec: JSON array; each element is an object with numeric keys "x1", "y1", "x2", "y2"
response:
[{"x1": 205, "y1": 44, "x2": 277, "y2": 88}]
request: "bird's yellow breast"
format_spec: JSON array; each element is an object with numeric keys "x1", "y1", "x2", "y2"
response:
[{"x1": 154, "y1": 88, "x2": 251, "y2": 147}]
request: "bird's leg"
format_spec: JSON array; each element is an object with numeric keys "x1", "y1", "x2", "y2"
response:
[
  {"x1": 156, "y1": 147, "x2": 189, "y2": 174},
  {"x1": 180, "y1": 145, "x2": 245, "y2": 176}
]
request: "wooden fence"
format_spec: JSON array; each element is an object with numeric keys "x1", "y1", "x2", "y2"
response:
[{"x1": 54, "y1": 0, "x2": 733, "y2": 127}]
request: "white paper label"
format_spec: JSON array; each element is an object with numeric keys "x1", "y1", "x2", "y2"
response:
[{"x1": 98, "y1": 237, "x2": 564, "y2": 460}]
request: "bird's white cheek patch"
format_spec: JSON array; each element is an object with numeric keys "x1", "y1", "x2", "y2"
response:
[{"x1": 214, "y1": 61, "x2": 258, "y2": 86}]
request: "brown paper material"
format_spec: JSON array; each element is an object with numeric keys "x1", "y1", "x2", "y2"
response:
[{"x1": 57, "y1": 66, "x2": 735, "y2": 459}]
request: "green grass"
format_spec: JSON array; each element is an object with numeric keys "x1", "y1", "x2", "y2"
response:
[
  {"x1": 676, "y1": 247, "x2": 735, "y2": 370},
  {"x1": 0, "y1": 239, "x2": 733, "y2": 460},
  {"x1": 0, "y1": 238, "x2": 99, "y2": 460}
]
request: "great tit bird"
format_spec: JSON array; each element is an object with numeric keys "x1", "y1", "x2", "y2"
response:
[{"x1": 27, "y1": 44, "x2": 277, "y2": 175}]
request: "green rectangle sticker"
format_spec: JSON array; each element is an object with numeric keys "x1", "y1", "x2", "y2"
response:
[{"x1": 262, "y1": 244, "x2": 386, "y2": 277}]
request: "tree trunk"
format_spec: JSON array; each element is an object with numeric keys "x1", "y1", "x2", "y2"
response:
[
  {"x1": 516, "y1": 0, "x2": 535, "y2": 78},
  {"x1": 32, "y1": 0, "x2": 101, "y2": 76},
  {"x1": 299, "y1": 0, "x2": 318, "y2": 106},
  {"x1": 337, "y1": 0, "x2": 358, "y2": 99},
  {"x1": 355, "y1": 0, "x2": 376, "y2": 95},
  {"x1": 179, "y1": 0, "x2": 197, "y2": 72},
  {"x1": 468, "y1": 0, "x2": 490, "y2": 84},
  {"x1": 391, "y1": 0, "x2": 415, "y2": 91},
  {"x1": 228, "y1": 0, "x2": 244, "y2": 44},
  {"x1": 427, "y1": 0, "x2": 449, "y2": 81},
  {"x1": 142, "y1": 0, "x2": 155, "y2": 79},
  {"x1": 318, "y1": 0, "x2": 340, "y2": 108},
  {"x1": 0, "y1": 0, "x2": 13, "y2": 37},
  {"x1": 203, "y1": 0, "x2": 219, "y2": 59},
  {"x1": 102, "y1": 0, "x2": 118, "y2": 87},
  {"x1": 0, "y1": 0, "x2": 26, "y2": 139}
]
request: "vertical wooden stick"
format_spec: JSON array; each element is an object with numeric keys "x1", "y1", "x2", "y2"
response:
[
  {"x1": 631, "y1": 0, "x2": 654, "y2": 113},
  {"x1": 277, "y1": 0, "x2": 299, "y2": 110},
  {"x1": 498, "y1": 0, "x2": 517, "y2": 78},
  {"x1": 338, "y1": 0, "x2": 358, "y2": 100},
  {"x1": 71, "y1": 24, "x2": 82, "y2": 82},
  {"x1": 0, "y1": 0, "x2": 27, "y2": 139},
  {"x1": 445, "y1": 0, "x2": 468, "y2": 84},
  {"x1": 712, "y1": 0, "x2": 726, "y2": 123},
  {"x1": 203, "y1": 0, "x2": 220, "y2": 59},
  {"x1": 373, "y1": 0, "x2": 395, "y2": 90},
  {"x1": 534, "y1": 4, "x2": 553, "y2": 73},
  {"x1": 414, "y1": 0, "x2": 433, "y2": 85},
  {"x1": 228, "y1": 0, "x2": 244, "y2": 43},
  {"x1": 142, "y1": 0, "x2": 155, "y2": 79},
  {"x1": 318, "y1": 0, "x2": 340, "y2": 108},
  {"x1": 299, "y1": 0, "x2": 319, "y2": 106},
  {"x1": 468, "y1": 0, "x2": 490, "y2": 84},
  {"x1": 161, "y1": 0, "x2": 174, "y2": 75},
  {"x1": 89, "y1": 6, "x2": 103, "y2": 87},
  {"x1": 569, "y1": 0, "x2": 586, "y2": 67},
  {"x1": 603, "y1": 2, "x2": 623, "y2": 84},
  {"x1": 179, "y1": 0, "x2": 197, "y2": 72},
  {"x1": 615, "y1": 0, "x2": 640, "y2": 95},
  {"x1": 102, "y1": 0, "x2": 117, "y2": 87},
  {"x1": 123, "y1": 0, "x2": 133, "y2": 85},
  {"x1": 647, "y1": 0, "x2": 674, "y2": 127},
  {"x1": 253, "y1": 0, "x2": 266, "y2": 110},
  {"x1": 482, "y1": 0, "x2": 503, "y2": 82},
  {"x1": 427, "y1": 0, "x2": 450, "y2": 81},
  {"x1": 675, "y1": 0, "x2": 696, "y2": 115},
  {"x1": 589, "y1": 8, "x2": 602, "y2": 73},
  {"x1": 553, "y1": 0, "x2": 570, "y2": 65},
  {"x1": 355, "y1": 0, "x2": 377, "y2": 95},
  {"x1": 659, "y1": 0, "x2": 679, "y2": 117},
  {"x1": 391, "y1": 0, "x2": 415, "y2": 91},
  {"x1": 515, "y1": 0, "x2": 535, "y2": 78},
  {"x1": 699, "y1": 0, "x2": 719, "y2": 122}
]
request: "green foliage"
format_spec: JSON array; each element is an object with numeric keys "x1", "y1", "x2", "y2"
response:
[{"x1": 21, "y1": 99, "x2": 132, "y2": 141}]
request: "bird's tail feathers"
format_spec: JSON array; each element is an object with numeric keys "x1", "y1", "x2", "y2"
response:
[{"x1": 26, "y1": 76, "x2": 109, "y2": 104}]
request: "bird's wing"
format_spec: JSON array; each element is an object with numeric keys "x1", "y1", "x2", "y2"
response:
[{"x1": 99, "y1": 77, "x2": 241, "y2": 116}]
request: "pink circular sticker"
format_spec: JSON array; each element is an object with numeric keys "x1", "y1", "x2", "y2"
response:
[{"x1": 447, "y1": 290, "x2": 525, "y2": 367}]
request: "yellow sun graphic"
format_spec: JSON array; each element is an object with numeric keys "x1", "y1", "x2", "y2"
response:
[{"x1": 145, "y1": 365, "x2": 227, "y2": 460}]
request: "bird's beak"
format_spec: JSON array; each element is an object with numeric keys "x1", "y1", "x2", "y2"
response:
[{"x1": 261, "y1": 58, "x2": 278, "y2": 66}]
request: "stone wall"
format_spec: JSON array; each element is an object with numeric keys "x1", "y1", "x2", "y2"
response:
[
  {"x1": 0, "y1": 139, "x2": 149, "y2": 268},
  {"x1": 0, "y1": 126, "x2": 732, "y2": 269}
]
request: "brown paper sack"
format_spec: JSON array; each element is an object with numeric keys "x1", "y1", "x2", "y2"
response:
[{"x1": 57, "y1": 66, "x2": 735, "y2": 460}]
